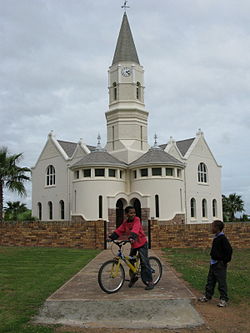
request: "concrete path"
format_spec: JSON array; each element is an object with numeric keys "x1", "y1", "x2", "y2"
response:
[{"x1": 34, "y1": 247, "x2": 204, "y2": 329}]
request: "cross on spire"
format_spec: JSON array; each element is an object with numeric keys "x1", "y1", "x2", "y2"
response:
[{"x1": 121, "y1": 0, "x2": 130, "y2": 12}]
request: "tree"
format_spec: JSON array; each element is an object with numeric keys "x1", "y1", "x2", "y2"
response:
[
  {"x1": 0, "y1": 147, "x2": 30, "y2": 221},
  {"x1": 4, "y1": 201, "x2": 28, "y2": 221},
  {"x1": 222, "y1": 193, "x2": 244, "y2": 222}
]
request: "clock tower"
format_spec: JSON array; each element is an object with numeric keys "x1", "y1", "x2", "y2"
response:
[{"x1": 105, "y1": 12, "x2": 149, "y2": 163}]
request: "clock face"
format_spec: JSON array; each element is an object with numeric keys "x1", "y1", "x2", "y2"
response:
[{"x1": 121, "y1": 67, "x2": 131, "y2": 77}]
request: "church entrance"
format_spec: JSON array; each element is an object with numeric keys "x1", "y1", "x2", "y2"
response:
[
  {"x1": 116, "y1": 199, "x2": 124, "y2": 227},
  {"x1": 130, "y1": 198, "x2": 141, "y2": 220}
]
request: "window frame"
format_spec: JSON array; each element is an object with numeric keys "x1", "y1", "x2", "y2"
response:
[
  {"x1": 198, "y1": 162, "x2": 208, "y2": 183},
  {"x1": 46, "y1": 165, "x2": 55, "y2": 186}
]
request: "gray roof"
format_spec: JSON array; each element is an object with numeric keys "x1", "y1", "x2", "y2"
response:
[
  {"x1": 159, "y1": 138, "x2": 195, "y2": 157},
  {"x1": 58, "y1": 140, "x2": 96, "y2": 158},
  {"x1": 129, "y1": 147, "x2": 184, "y2": 167},
  {"x1": 71, "y1": 150, "x2": 127, "y2": 168},
  {"x1": 112, "y1": 13, "x2": 140, "y2": 65}
]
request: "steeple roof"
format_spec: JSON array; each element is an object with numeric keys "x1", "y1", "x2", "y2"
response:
[{"x1": 112, "y1": 13, "x2": 140, "y2": 65}]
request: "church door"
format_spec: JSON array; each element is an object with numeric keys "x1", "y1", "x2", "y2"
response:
[{"x1": 116, "y1": 199, "x2": 124, "y2": 227}]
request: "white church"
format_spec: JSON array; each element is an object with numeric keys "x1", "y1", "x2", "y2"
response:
[{"x1": 32, "y1": 11, "x2": 222, "y2": 230}]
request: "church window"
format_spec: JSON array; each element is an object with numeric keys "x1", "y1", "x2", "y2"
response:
[
  {"x1": 177, "y1": 169, "x2": 182, "y2": 178},
  {"x1": 113, "y1": 82, "x2": 117, "y2": 100},
  {"x1": 155, "y1": 195, "x2": 160, "y2": 218},
  {"x1": 99, "y1": 195, "x2": 103, "y2": 218},
  {"x1": 120, "y1": 170, "x2": 123, "y2": 178},
  {"x1": 202, "y1": 199, "x2": 207, "y2": 218},
  {"x1": 166, "y1": 168, "x2": 173, "y2": 176},
  {"x1": 212, "y1": 199, "x2": 217, "y2": 217},
  {"x1": 46, "y1": 165, "x2": 55, "y2": 186},
  {"x1": 109, "y1": 169, "x2": 116, "y2": 177},
  {"x1": 198, "y1": 163, "x2": 208, "y2": 183},
  {"x1": 83, "y1": 169, "x2": 91, "y2": 177},
  {"x1": 95, "y1": 168, "x2": 105, "y2": 177},
  {"x1": 112, "y1": 126, "x2": 115, "y2": 150},
  {"x1": 190, "y1": 198, "x2": 196, "y2": 218},
  {"x1": 59, "y1": 200, "x2": 65, "y2": 220},
  {"x1": 133, "y1": 170, "x2": 137, "y2": 179},
  {"x1": 75, "y1": 170, "x2": 80, "y2": 179},
  {"x1": 38, "y1": 202, "x2": 42, "y2": 220},
  {"x1": 140, "y1": 168, "x2": 148, "y2": 177},
  {"x1": 152, "y1": 168, "x2": 162, "y2": 176},
  {"x1": 136, "y1": 82, "x2": 141, "y2": 100},
  {"x1": 48, "y1": 201, "x2": 53, "y2": 220}
]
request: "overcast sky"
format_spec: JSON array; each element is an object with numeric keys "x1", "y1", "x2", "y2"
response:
[{"x1": 1, "y1": 0, "x2": 250, "y2": 215}]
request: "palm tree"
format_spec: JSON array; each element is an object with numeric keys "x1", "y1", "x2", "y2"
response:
[
  {"x1": 222, "y1": 193, "x2": 244, "y2": 222},
  {"x1": 4, "y1": 201, "x2": 28, "y2": 221},
  {"x1": 0, "y1": 147, "x2": 30, "y2": 221}
]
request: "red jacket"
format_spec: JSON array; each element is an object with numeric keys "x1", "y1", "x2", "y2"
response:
[{"x1": 114, "y1": 216, "x2": 147, "y2": 249}]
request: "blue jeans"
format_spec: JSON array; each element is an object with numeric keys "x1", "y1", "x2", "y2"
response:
[{"x1": 129, "y1": 242, "x2": 152, "y2": 283}]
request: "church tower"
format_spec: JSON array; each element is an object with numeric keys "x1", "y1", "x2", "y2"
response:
[{"x1": 105, "y1": 12, "x2": 149, "y2": 163}]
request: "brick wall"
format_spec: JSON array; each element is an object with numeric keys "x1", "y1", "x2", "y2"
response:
[
  {"x1": 0, "y1": 220, "x2": 105, "y2": 249},
  {"x1": 150, "y1": 220, "x2": 250, "y2": 249}
]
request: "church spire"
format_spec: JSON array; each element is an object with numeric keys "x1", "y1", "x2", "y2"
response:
[{"x1": 112, "y1": 12, "x2": 140, "y2": 65}]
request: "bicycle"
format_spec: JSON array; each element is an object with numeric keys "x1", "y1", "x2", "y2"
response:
[{"x1": 98, "y1": 239, "x2": 163, "y2": 294}]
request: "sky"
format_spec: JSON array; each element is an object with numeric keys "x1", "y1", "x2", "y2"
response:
[{"x1": 1, "y1": 0, "x2": 250, "y2": 214}]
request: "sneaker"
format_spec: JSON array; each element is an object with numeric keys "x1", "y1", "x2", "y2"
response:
[
  {"x1": 217, "y1": 299, "x2": 227, "y2": 307},
  {"x1": 145, "y1": 282, "x2": 154, "y2": 290},
  {"x1": 128, "y1": 276, "x2": 138, "y2": 288},
  {"x1": 198, "y1": 296, "x2": 209, "y2": 303}
]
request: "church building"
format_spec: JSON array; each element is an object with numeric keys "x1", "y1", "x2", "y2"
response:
[{"x1": 32, "y1": 11, "x2": 222, "y2": 230}]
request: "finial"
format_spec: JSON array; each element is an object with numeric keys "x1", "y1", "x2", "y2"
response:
[
  {"x1": 48, "y1": 130, "x2": 54, "y2": 137},
  {"x1": 196, "y1": 128, "x2": 204, "y2": 136},
  {"x1": 121, "y1": 0, "x2": 130, "y2": 12},
  {"x1": 96, "y1": 133, "x2": 102, "y2": 151},
  {"x1": 152, "y1": 133, "x2": 161, "y2": 149}
]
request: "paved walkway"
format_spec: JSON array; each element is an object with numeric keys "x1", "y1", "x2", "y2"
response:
[{"x1": 34, "y1": 247, "x2": 204, "y2": 329}]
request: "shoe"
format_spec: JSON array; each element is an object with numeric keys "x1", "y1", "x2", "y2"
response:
[
  {"x1": 128, "y1": 276, "x2": 138, "y2": 288},
  {"x1": 145, "y1": 282, "x2": 154, "y2": 290},
  {"x1": 198, "y1": 296, "x2": 209, "y2": 303},
  {"x1": 217, "y1": 299, "x2": 227, "y2": 307}
]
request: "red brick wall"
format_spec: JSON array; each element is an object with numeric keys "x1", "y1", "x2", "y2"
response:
[
  {"x1": 150, "y1": 220, "x2": 250, "y2": 249},
  {"x1": 0, "y1": 220, "x2": 105, "y2": 249}
]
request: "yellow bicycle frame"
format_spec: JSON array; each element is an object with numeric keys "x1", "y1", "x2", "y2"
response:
[{"x1": 111, "y1": 255, "x2": 140, "y2": 277}]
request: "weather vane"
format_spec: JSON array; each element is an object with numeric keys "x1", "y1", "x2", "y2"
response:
[{"x1": 121, "y1": 0, "x2": 130, "y2": 12}]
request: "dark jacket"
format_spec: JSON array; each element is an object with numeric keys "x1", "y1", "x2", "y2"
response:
[{"x1": 210, "y1": 234, "x2": 233, "y2": 264}]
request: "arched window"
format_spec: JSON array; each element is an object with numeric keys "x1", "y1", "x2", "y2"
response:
[
  {"x1": 190, "y1": 198, "x2": 196, "y2": 218},
  {"x1": 136, "y1": 82, "x2": 141, "y2": 100},
  {"x1": 212, "y1": 199, "x2": 217, "y2": 217},
  {"x1": 59, "y1": 200, "x2": 65, "y2": 220},
  {"x1": 99, "y1": 195, "x2": 103, "y2": 219},
  {"x1": 198, "y1": 163, "x2": 208, "y2": 183},
  {"x1": 113, "y1": 82, "x2": 117, "y2": 100},
  {"x1": 38, "y1": 202, "x2": 42, "y2": 220},
  {"x1": 155, "y1": 194, "x2": 159, "y2": 218},
  {"x1": 48, "y1": 201, "x2": 53, "y2": 220},
  {"x1": 46, "y1": 165, "x2": 55, "y2": 186},
  {"x1": 202, "y1": 199, "x2": 207, "y2": 218}
]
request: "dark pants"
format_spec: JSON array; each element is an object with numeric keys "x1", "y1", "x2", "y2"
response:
[
  {"x1": 205, "y1": 261, "x2": 228, "y2": 301},
  {"x1": 129, "y1": 242, "x2": 152, "y2": 283}
]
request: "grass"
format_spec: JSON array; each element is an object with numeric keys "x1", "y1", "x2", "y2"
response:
[
  {"x1": 0, "y1": 246, "x2": 100, "y2": 333},
  {"x1": 163, "y1": 248, "x2": 250, "y2": 304}
]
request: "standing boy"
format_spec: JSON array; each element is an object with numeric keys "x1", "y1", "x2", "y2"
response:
[
  {"x1": 199, "y1": 220, "x2": 233, "y2": 307},
  {"x1": 109, "y1": 206, "x2": 154, "y2": 290}
]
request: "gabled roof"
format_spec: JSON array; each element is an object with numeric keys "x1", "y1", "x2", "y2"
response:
[
  {"x1": 129, "y1": 147, "x2": 184, "y2": 167},
  {"x1": 160, "y1": 138, "x2": 195, "y2": 157},
  {"x1": 112, "y1": 13, "x2": 140, "y2": 65},
  {"x1": 58, "y1": 140, "x2": 96, "y2": 158},
  {"x1": 71, "y1": 150, "x2": 127, "y2": 168}
]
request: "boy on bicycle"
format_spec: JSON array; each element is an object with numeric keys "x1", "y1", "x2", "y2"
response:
[{"x1": 109, "y1": 206, "x2": 154, "y2": 290}]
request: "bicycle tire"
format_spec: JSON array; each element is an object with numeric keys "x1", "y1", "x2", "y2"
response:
[
  {"x1": 141, "y1": 256, "x2": 163, "y2": 286},
  {"x1": 98, "y1": 259, "x2": 125, "y2": 294}
]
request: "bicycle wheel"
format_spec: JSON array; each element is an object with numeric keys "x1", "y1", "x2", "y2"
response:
[
  {"x1": 141, "y1": 256, "x2": 163, "y2": 286},
  {"x1": 98, "y1": 259, "x2": 125, "y2": 294}
]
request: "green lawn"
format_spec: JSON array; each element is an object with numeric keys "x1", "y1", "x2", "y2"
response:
[
  {"x1": 0, "y1": 246, "x2": 100, "y2": 333},
  {"x1": 163, "y1": 248, "x2": 250, "y2": 304}
]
